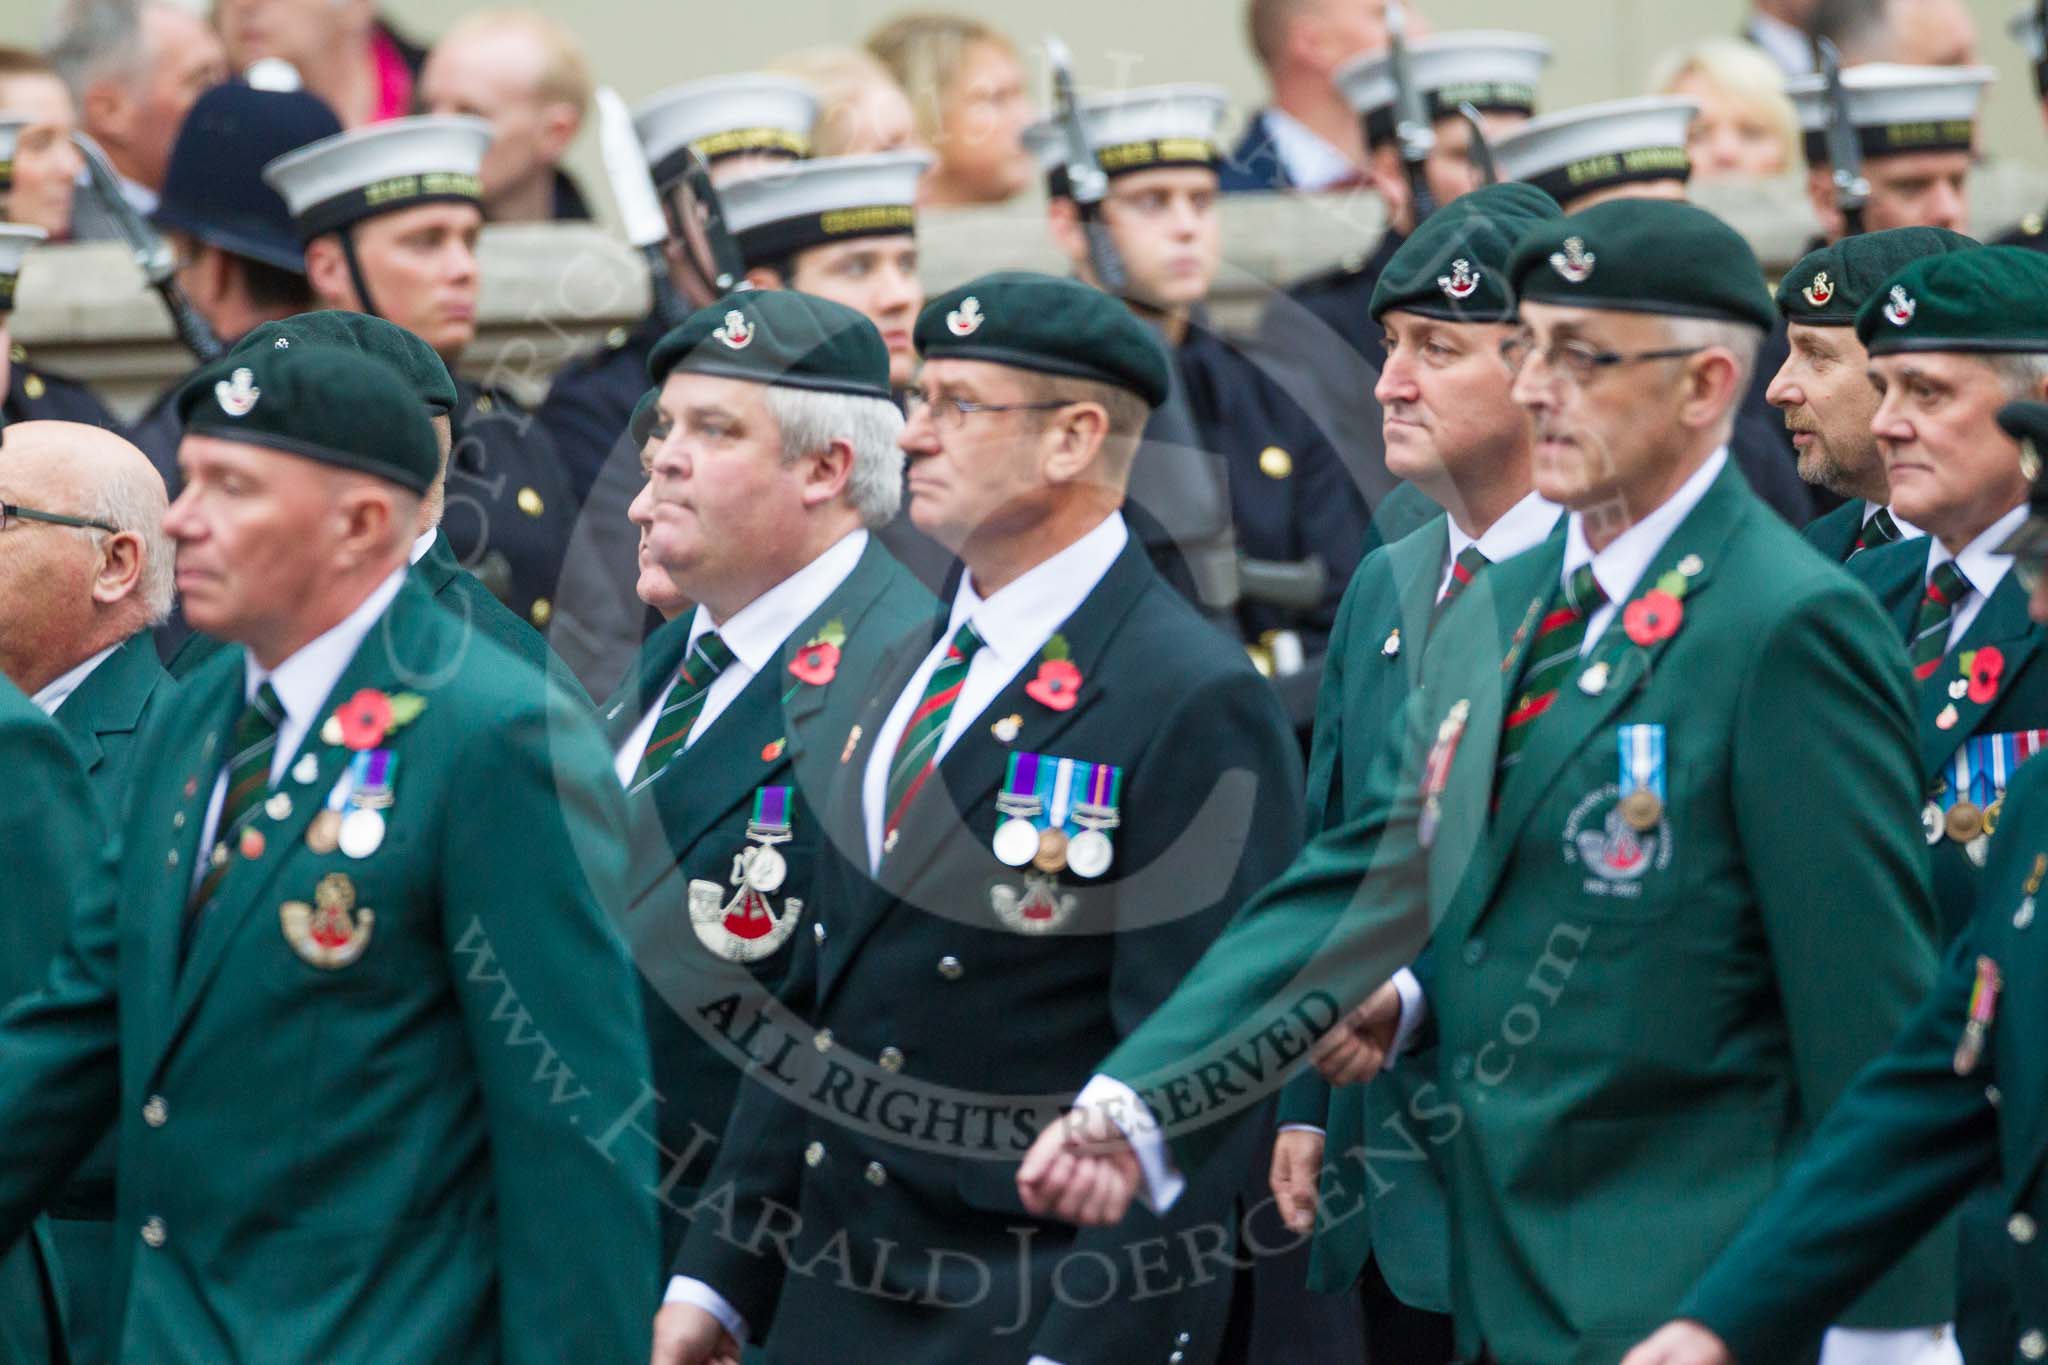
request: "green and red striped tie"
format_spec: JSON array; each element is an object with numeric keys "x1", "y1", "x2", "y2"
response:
[
  {"x1": 1497, "y1": 564, "x2": 1605, "y2": 779},
  {"x1": 882, "y1": 621, "x2": 985, "y2": 845},
  {"x1": 1851, "y1": 506, "x2": 1903, "y2": 557},
  {"x1": 1434, "y1": 545, "x2": 1490, "y2": 624},
  {"x1": 1909, "y1": 561, "x2": 1973, "y2": 681},
  {"x1": 631, "y1": 632, "x2": 734, "y2": 792},
  {"x1": 189, "y1": 682, "x2": 284, "y2": 914}
]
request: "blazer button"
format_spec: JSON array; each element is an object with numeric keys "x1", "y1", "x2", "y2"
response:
[
  {"x1": 2018, "y1": 897, "x2": 2037, "y2": 930},
  {"x1": 864, "y1": 1161, "x2": 887, "y2": 1187},
  {"x1": 814, "y1": 1029, "x2": 835, "y2": 1053},
  {"x1": 1462, "y1": 939, "x2": 1486, "y2": 966},
  {"x1": 937, "y1": 956, "x2": 964, "y2": 981},
  {"x1": 1176, "y1": 1333, "x2": 1191, "y2": 1345},
  {"x1": 142, "y1": 1095, "x2": 168, "y2": 1128},
  {"x1": 140, "y1": 1216, "x2": 166, "y2": 1248},
  {"x1": 2012, "y1": 1213, "x2": 2038, "y2": 1245},
  {"x1": 804, "y1": 1141, "x2": 825, "y2": 1167},
  {"x1": 813, "y1": 921, "x2": 827, "y2": 945},
  {"x1": 2023, "y1": 1329, "x2": 2047, "y2": 1360},
  {"x1": 879, "y1": 1047, "x2": 905, "y2": 1073}
]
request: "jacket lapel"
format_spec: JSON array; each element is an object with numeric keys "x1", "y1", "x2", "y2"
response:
[
  {"x1": 632, "y1": 669, "x2": 787, "y2": 901},
  {"x1": 53, "y1": 633, "x2": 162, "y2": 777},
  {"x1": 1919, "y1": 571, "x2": 2048, "y2": 782},
  {"x1": 1397, "y1": 518, "x2": 1450, "y2": 665},
  {"x1": 409, "y1": 528, "x2": 463, "y2": 597},
  {"x1": 602, "y1": 615, "x2": 693, "y2": 750}
]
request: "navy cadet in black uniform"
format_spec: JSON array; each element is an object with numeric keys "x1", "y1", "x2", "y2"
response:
[
  {"x1": 1025, "y1": 85, "x2": 1371, "y2": 666},
  {"x1": 123, "y1": 83, "x2": 344, "y2": 501},
  {"x1": 1786, "y1": 62, "x2": 1992, "y2": 249},
  {"x1": 0, "y1": 223, "x2": 115, "y2": 431},
  {"x1": 538, "y1": 74, "x2": 818, "y2": 507},
  {"x1": 264, "y1": 114, "x2": 577, "y2": 636},
  {"x1": 1494, "y1": 94, "x2": 1813, "y2": 524},
  {"x1": 721, "y1": 151, "x2": 957, "y2": 593}
]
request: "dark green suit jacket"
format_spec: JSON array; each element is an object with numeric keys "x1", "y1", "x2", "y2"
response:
[
  {"x1": 1098, "y1": 461, "x2": 1952, "y2": 1364},
  {"x1": 676, "y1": 535, "x2": 1307, "y2": 1365},
  {"x1": 605, "y1": 536, "x2": 933, "y2": 1262},
  {"x1": 0, "y1": 575, "x2": 655, "y2": 1362},
  {"x1": 1851, "y1": 537, "x2": 2048, "y2": 943},
  {"x1": 1274, "y1": 514, "x2": 1453, "y2": 1309},
  {"x1": 1682, "y1": 752, "x2": 2048, "y2": 1362},
  {"x1": 1802, "y1": 500, "x2": 1866, "y2": 564},
  {"x1": 0, "y1": 680, "x2": 101, "y2": 1365}
]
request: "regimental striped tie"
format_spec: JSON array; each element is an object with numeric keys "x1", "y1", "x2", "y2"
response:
[
  {"x1": 882, "y1": 621, "x2": 986, "y2": 846},
  {"x1": 630, "y1": 632, "x2": 735, "y2": 793},
  {"x1": 1497, "y1": 564, "x2": 1606, "y2": 779},
  {"x1": 1434, "y1": 545, "x2": 1491, "y2": 624},
  {"x1": 1908, "y1": 561, "x2": 1974, "y2": 681},
  {"x1": 1851, "y1": 506, "x2": 1903, "y2": 557},
  {"x1": 189, "y1": 682, "x2": 284, "y2": 913}
]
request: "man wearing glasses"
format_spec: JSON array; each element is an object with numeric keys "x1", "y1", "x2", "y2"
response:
[{"x1": 1018, "y1": 199, "x2": 1956, "y2": 1365}]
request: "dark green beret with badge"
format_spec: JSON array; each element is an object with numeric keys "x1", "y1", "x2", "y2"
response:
[
  {"x1": 232, "y1": 310, "x2": 458, "y2": 415},
  {"x1": 628, "y1": 388, "x2": 662, "y2": 447},
  {"x1": 647, "y1": 289, "x2": 891, "y2": 401},
  {"x1": 1370, "y1": 181, "x2": 1560, "y2": 324},
  {"x1": 177, "y1": 343, "x2": 440, "y2": 494},
  {"x1": 1508, "y1": 198, "x2": 1776, "y2": 332},
  {"x1": 915, "y1": 271, "x2": 1172, "y2": 407},
  {"x1": 1995, "y1": 400, "x2": 2048, "y2": 564},
  {"x1": 1776, "y1": 227, "x2": 1979, "y2": 327},
  {"x1": 1857, "y1": 246, "x2": 2048, "y2": 355}
]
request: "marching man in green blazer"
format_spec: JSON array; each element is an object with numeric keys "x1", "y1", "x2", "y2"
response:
[
  {"x1": 598, "y1": 291, "x2": 933, "y2": 1259},
  {"x1": 0, "y1": 420, "x2": 176, "y2": 1365},
  {"x1": 0, "y1": 342, "x2": 656, "y2": 1361},
  {"x1": 1772, "y1": 228, "x2": 1976, "y2": 563},
  {"x1": 1622, "y1": 401, "x2": 2048, "y2": 1365},
  {"x1": 651, "y1": 272, "x2": 1306, "y2": 1365},
  {"x1": 1267, "y1": 181, "x2": 1564, "y2": 1365},
  {"x1": 1017, "y1": 199, "x2": 1955, "y2": 1365}
]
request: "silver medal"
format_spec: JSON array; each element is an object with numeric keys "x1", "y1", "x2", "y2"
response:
[
  {"x1": 1067, "y1": 828, "x2": 1113, "y2": 879},
  {"x1": 745, "y1": 843, "x2": 787, "y2": 893},
  {"x1": 1921, "y1": 801, "x2": 1944, "y2": 846},
  {"x1": 338, "y1": 807, "x2": 386, "y2": 859},
  {"x1": 992, "y1": 817, "x2": 1039, "y2": 867}
]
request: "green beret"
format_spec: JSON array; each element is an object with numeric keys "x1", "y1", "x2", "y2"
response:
[
  {"x1": 1508, "y1": 199, "x2": 1775, "y2": 332},
  {"x1": 176, "y1": 343, "x2": 439, "y2": 494},
  {"x1": 628, "y1": 389, "x2": 661, "y2": 446},
  {"x1": 231, "y1": 311, "x2": 457, "y2": 416},
  {"x1": 647, "y1": 290, "x2": 891, "y2": 401},
  {"x1": 1776, "y1": 227, "x2": 1979, "y2": 327},
  {"x1": 1370, "y1": 182, "x2": 1561, "y2": 324},
  {"x1": 1856, "y1": 246, "x2": 2048, "y2": 355},
  {"x1": 1998, "y1": 400, "x2": 2048, "y2": 559},
  {"x1": 915, "y1": 271, "x2": 1171, "y2": 407}
]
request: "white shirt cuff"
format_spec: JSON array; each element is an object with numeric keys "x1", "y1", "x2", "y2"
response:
[
  {"x1": 1818, "y1": 1325, "x2": 1960, "y2": 1365},
  {"x1": 1384, "y1": 966, "x2": 1427, "y2": 1071},
  {"x1": 1277, "y1": 1123, "x2": 1327, "y2": 1136},
  {"x1": 662, "y1": 1275, "x2": 748, "y2": 1343},
  {"x1": 1074, "y1": 1073, "x2": 1187, "y2": 1214}
]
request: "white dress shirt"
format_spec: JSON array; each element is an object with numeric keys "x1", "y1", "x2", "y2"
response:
[
  {"x1": 613, "y1": 530, "x2": 868, "y2": 788},
  {"x1": 1924, "y1": 504, "x2": 2028, "y2": 652},
  {"x1": 409, "y1": 528, "x2": 437, "y2": 566},
  {"x1": 1565, "y1": 448, "x2": 1727, "y2": 656},
  {"x1": 1260, "y1": 107, "x2": 1359, "y2": 191},
  {"x1": 191, "y1": 568, "x2": 408, "y2": 893},
  {"x1": 30, "y1": 643, "x2": 120, "y2": 716},
  {"x1": 859, "y1": 514, "x2": 1127, "y2": 869}
]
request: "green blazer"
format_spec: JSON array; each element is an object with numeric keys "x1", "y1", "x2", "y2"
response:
[
  {"x1": 0, "y1": 575, "x2": 656, "y2": 1363},
  {"x1": 1802, "y1": 499, "x2": 1866, "y2": 564},
  {"x1": 676, "y1": 537, "x2": 1308, "y2": 1365},
  {"x1": 1098, "y1": 461, "x2": 1952, "y2": 1364},
  {"x1": 1851, "y1": 537, "x2": 2048, "y2": 942},
  {"x1": 1274, "y1": 514, "x2": 1454, "y2": 1310},
  {"x1": 604, "y1": 536, "x2": 933, "y2": 1262},
  {"x1": 1681, "y1": 751, "x2": 2048, "y2": 1363},
  {"x1": 0, "y1": 680, "x2": 103, "y2": 1365}
]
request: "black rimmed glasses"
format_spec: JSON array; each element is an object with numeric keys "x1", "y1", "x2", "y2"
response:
[
  {"x1": 0, "y1": 503, "x2": 118, "y2": 534},
  {"x1": 1498, "y1": 334, "x2": 1706, "y2": 386},
  {"x1": 904, "y1": 389, "x2": 1080, "y2": 431}
]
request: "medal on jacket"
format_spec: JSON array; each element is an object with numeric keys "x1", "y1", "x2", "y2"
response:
[
  {"x1": 1953, "y1": 955, "x2": 2002, "y2": 1075},
  {"x1": 338, "y1": 749, "x2": 396, "y2": 859},
  {"x1": 688, "y1": 786, "x2": 802, "y2": 962},
  {"x1": 1616, "y1": 724, "x2": 1666, "y2": 832},
  {"x1": 1066, "y1": 761, "x2": 1123, "y2": 880},
  {"x1": 1416, "y1": 699, "x2": 1470, "y2": 850},
  {"x1": 993, "y1": 752, "x2": 1046, "y2": 867},
  {"x1": 1933, "y1": 731, "x2": 2048, "y2": 863}
]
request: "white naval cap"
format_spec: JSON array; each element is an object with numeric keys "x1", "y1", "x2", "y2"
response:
[
  {"x1": 0, "y1": 222, "x2": 47, "y2": 311},
  {"x1": 0, "y1": 116, "x2": 27, "y2": 191},
  {"x1": 633, "y1": 74, "x2": 818, "y2": 192},
  {"x1": 1023, "y1": 84, "x2": 1228, "y2": 192},
  {"x1": 1787, "y1": 63, "x2": 1993, "y2": 165},
  {"x1": 1492, "y1": 95, "x2": 1697, "y2": 209},
  {"x1": 1334, "y1": 31, "x2": 1551, "y2": 146},
  {"x1": 262, "y1": 115, "x2": 491, "y2": 242},
  {"x1": 721, "y1": 151, "x2": 933, "y2": 268}
]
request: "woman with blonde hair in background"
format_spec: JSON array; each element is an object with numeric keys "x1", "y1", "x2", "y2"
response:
[
  {"x1": 1652, "y1": 36, "x2": 1800, "y2": 179},
  {"x1": 769, "y1": 46, "x2": 920, "y2": 157},
  {"x1": 867, "y1": 12, "x2": 1035, "y2": 205}
]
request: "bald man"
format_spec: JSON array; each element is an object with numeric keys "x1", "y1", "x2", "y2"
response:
[
  {"x1": 419, "y1": 10, "x2": 593, "y2": 222},
  {"x1": 0, "y1": 420, "x2": 175, "y2": 1365}
]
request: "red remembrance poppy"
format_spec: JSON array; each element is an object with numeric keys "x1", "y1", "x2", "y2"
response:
[
  {"x1": 1025, "y1": 659, "x2": 1083, "y2": 711},
  {"x1": 1969, "y1": 646, "x2": 2005, "y2": 705},
  {"x1": 335, "y1": 689, "x2": 394, "y2": 750},
  {"x1": 1623, "y1": 590, "x2": 1684, "y2": 647},
  {"x1": 788, "y1": 640, "x2": 841, "y2": 687}
]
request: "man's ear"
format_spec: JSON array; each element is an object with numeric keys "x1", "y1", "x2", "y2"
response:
[
  {"x1": 743, "y1": 265, "x2": 785, "y2": 291},
  {"x1": 303, "y1": 236, "x2": 357, "y2": 311},
  {"x1": 799, "y1": 436, "x2": 857, "y2": 509},
  {"x1": 91, "y1": 529, "x2": 145, "y2": 606},
  {"x1": 1046, "y1": 195, "x2": 1090, "y2": 273},
  {"x1": 1042, "y1": 401, "x2": 1110, "y2": 485},
  {"x1": 535, "y1": 101, "x2": 580, "y2": 163}
]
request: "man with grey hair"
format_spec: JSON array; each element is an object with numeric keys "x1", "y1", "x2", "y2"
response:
[
  {"x1": 0, "y1": 419, "x2": 174, "y2": 1365},
  {"x1": 47, "y1": 0, "x2": 224, "y2": 224},
  {"x1": 600, "y1": 291, "x2": 933, "y2": 1262}
]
